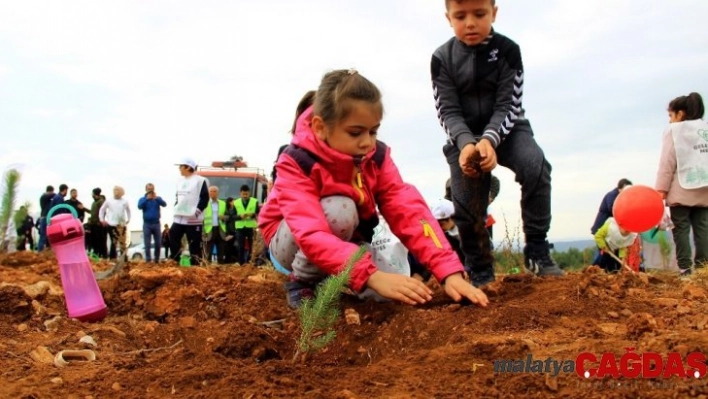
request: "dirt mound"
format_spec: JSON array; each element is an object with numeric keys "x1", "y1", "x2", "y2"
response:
[{"x1": 2, "y1": 251, "x2": 708, "y2": 398}]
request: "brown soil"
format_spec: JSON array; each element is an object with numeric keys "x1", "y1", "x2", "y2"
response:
[{"x1": 2, "y1": 251, "x2": 708, "y2": 399}]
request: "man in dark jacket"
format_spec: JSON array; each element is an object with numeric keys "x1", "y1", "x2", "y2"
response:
[
  {"x1": 49, "y1": 184, "x2": 69, "y2": 215},
  {"x1": 37, "y1": 185, "x2": 55, "y2": 251},
  {"x1": 65, "y1": 188, "x2": 87, "y2": 222},
  {"x1": 590, "y1": 178, "x2": 633, "y2": 265},
  {"x1": 590, "y1": 178, "x2": 633, "y2": 234},
  {"x1": 88, "y1": 188, "x2": 108, "y2": 258}
]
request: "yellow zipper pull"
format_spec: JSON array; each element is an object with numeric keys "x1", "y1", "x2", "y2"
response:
[
  {"x1": 421, "y1": 220, "x2": 443, "y2": 249},
  {"x1": 356, "y1": 172, "x2": 363, "y2": 188}
]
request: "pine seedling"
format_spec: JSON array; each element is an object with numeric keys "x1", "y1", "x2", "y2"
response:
[
  {"x1": 294, "y1": 245, "x2": 366, "y2": 362},
  {"x1": 0, "y1": 169, "x2": 20, "y2": 252}
]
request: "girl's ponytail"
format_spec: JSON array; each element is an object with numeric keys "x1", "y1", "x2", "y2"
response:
[
  {"x1": 685, "y1": 92, "x2": 705, "y2": 120},
  {"x1": 668, "y1": 92, "x2": 705, "y2": 121}
]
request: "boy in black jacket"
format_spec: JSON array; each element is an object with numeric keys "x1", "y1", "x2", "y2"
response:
[{"x1": 431, "y1": 0, "x2": 564, "y2": 287}]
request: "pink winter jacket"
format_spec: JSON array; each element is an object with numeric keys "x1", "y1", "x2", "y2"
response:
[
  {"x1": 655, "y1": 122, "x2": 708, "y2": 207},
  {"x1": 258, "y1": 106, "x2": 464, "y2": 292}
]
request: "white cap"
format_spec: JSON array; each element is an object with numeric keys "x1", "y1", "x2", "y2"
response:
[
  {"x1": 175, "y1": 157, "x2": 198, "y2": 169},
  {"x1": 431, "y1": 198, "x2": 455, "y2": 220}
]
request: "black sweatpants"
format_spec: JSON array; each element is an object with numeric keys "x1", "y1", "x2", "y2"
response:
[
  {"x1": 236, "y1": 228, "x2": 254, "y2": 265},
  {"x1": 444, "y1": 125, "x2": 552, "y2": 273},
  {"x1": 169, "y1": 223, "x2": 204, "y2": 266}
]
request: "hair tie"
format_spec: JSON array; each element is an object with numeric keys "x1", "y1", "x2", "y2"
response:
[{"x1": 347, "y1": 68, "x2": 358, "y2": 75}]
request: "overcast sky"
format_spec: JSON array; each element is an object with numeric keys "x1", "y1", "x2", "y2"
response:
[{"x1": 1, "y1": 0, "x2": 707, "y2": 242}]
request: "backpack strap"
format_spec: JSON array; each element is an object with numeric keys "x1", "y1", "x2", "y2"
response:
[
  {"x1": 282, "y1": 145, "x2": 320, "y2": 175},
  {"x1": 371, "y1": 141, "x2": 387, "y2": 169},
  {"x1": 282, "y1": 141, "x2": 388, "y2": 174}
]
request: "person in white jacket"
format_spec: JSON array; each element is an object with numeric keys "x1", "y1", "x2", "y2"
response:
[
  {"x1": 99, "y1": 186, "x2": 131, "y2": 261},
  {"x1": 170, "y1": 157, "x2": 209, "y2": 266}
]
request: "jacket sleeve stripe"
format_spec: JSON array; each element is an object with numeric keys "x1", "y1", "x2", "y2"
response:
[
  {"x1": 498, "y1": 70, "x2": 523, "y2": 141},
  {"x1": 433, "y1": 84, "x2": 452, "y2": 142}
]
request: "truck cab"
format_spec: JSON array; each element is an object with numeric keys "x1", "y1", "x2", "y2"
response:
[{"x1": 196, "y1": 159, "x2": 269, "y2": 203}]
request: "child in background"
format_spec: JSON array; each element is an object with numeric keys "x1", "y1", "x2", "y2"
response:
[
  {"x1": 655, "y1": 92, "x2": 708, "y2": 274},
  {"x1": 593, "y1": 217, "x2": 638, "y2": 273},
  {"x1": 433, "y1": 198, "x2": 466, "y2": 276},
  {"x1": 431, "y1": 198, "x2": 464, "y2": 265},
  {"x1": 431, "y1": 0, "x2": 563, "y2": 287},
  {"x1": 410, "y1": 198, "x2": 465, "y2": 282},
  {"x1": 259, "y1": 69, "x2": 488, "y2": 309}
]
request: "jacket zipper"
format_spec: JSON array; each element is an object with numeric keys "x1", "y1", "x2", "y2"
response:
[
  {"x1": 421, "y1": 220, "x2": 443, "y2": 249},
  {"x1": 472, "y1": 48, "x2": 483, "y2": 129},
  {"x1": 352, "y1": 156, "x2": 365, "y2": 206}
]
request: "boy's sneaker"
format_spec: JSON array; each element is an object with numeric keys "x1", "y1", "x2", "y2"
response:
[
  {"x1": 524, "y1": 240, "x2": 565, "y2": 277},
  {"x1": 469, "y1": 266, "x2": 496, "y2": 288},
  {"x1": 284, "y1": 278, "x2": 315, "y2": 309}
]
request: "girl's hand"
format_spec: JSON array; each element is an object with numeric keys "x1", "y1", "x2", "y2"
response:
[
  {"x1": 366, "y1": 271, "x2": 433, "y2": 305},
  {"x1": 443, "y1": 273, "x2": 489, "y2": 307}
]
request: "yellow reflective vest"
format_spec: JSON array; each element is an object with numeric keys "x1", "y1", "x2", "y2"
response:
[
  {"x1": 235, "y1": 197, "x2": 258, "y2": 229},
  {"x1": 204, "y1": 199, "x2": 226, "y2": 234}
]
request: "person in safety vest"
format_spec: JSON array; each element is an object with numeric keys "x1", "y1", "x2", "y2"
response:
[
  {"x1": 204, "y1": 185, "x2": 228, "y2": 264},
  {"x1": 235, "y1": 184, "x2": 260, "y2": 265}
]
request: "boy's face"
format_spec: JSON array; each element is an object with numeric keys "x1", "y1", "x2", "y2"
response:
[
  {"x1": 446, "y1": 0, "x2": 497, "y2": 46},
  {"x1": 240, "y1": 190, "x2": 250, "y2": 200}
]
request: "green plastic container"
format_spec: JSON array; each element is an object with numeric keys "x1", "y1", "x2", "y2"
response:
[{"x1": 179, "y1": 254, "x2": 191, "y2": 267}]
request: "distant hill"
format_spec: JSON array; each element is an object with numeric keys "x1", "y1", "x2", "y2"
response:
[
  {"x1": 493, "y1": 239, "x2": 595, "y2": 253},
  {"x1": 550, "y1": 240, "x2": 595, "y2": 253}
]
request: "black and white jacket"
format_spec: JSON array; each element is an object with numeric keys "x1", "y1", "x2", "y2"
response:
[{"x1": 431, "y1": 30, "x2": 528, "y2": 150}]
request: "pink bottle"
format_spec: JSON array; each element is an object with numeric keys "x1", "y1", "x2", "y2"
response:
[{"x1": 47, "y1": 205, "x2": 108, "y2": 322}]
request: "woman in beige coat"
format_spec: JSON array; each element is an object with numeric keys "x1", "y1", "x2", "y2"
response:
[{"x1": 655, "y1": 92, "x2": 708, "y2": 273}]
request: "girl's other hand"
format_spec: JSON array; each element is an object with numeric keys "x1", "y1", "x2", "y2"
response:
[
  {"x1": 366, "y1": 271, "x2": 433, "y2": 305},
  {"x1": 443, "y1": 273, "x2": 489, "y2": 307}
]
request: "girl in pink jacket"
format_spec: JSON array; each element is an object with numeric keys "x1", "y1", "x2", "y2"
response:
[
  {"x1": 655, "y1": 92, "x2": 708, "y2": 273},
  {"x1": 259, "y1": 69, "x2": 488, "y2": 309}
]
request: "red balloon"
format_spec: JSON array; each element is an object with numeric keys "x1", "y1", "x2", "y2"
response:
[{"x1": 612, "y1": 185, "x2": 664, "y2": 233}]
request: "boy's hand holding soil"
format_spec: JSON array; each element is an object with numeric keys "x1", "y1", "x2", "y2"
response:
[{"x1": 459, "y1": 139, "x2": 497, "y2": 178}]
